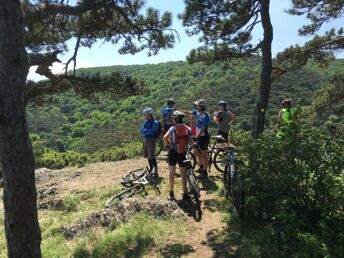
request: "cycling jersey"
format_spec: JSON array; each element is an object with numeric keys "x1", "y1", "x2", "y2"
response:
[
  {"x1": 167, "y1": 124, "x2": 192, "y2": 153},
  {"x1": 216, "y1": 110, "x2": 230, "y2": 132},
  {"x1": 192, "y1": 110, "x2": 210, "y2": 136},
  {"x1": 162, "y1": 106, "x2": 175, "y2": 130}
]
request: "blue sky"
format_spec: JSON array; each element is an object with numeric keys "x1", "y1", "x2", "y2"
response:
[{"x1": 28, "y1": 0, "x2": 344, "y2": 80}]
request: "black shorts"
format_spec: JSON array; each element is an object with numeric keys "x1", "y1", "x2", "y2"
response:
[
  {"x1": 196, "y1": 135, "x2": 209, "y2": 150},
  {"x1": 168, "y1": 149, "x2": 187, "y2": 167},
  {"x1": 217, "y1": 130, "x2": 229, "y2": 143}
]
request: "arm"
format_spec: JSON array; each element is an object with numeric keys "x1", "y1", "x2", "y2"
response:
[
  {"x1": 230, "y1": 112, "x2": 237, "y2": 125},
  {"x1": 163, "y1": 131, "x2": 172, "y2": 146},
  {"x1": 274, "y1": 111, "x2": 283, "y2": 130},
  {"x1": 177, "y1": 109, "x2": 193, "y2": 115},
  {"x1": 214, "y1": 111, "x2": 220, "y2": 124}
]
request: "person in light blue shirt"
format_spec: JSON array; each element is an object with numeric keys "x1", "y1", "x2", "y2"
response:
[{"x1": 161, "y1": 98, "x2": 176, "y2": 131}]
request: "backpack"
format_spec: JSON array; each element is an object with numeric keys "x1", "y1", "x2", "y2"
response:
[
  {"x1": 163, "y1": 107, "x2": 173, "y2": 126},
  {"x1": 155, "y1": 120, "x2": 162, "y2": 137},
  {"x1": 175, "y1": 124, "x2": 189, "y2": 153}
]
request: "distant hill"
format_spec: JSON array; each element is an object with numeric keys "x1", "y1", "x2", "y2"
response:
[{"x1": 27, "y1": 59, "x2": 344, "y2": 153}]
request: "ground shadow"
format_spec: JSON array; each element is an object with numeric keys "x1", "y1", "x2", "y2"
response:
[
  {"x1": 203, "y1": 198, "x2": 230, "y2": 213},
  {"x1": 198, "y1": 176, "x2": 219, "y2": 193},
  {"x1": 160, "y1": 243, "x2": 195, "y2": 257},
  {"x1": 176, "y1": 199, "x2": 202, "y2": 222},
  {"x1": 202, "y1": 218, "x2": 245, "y2": 258}
]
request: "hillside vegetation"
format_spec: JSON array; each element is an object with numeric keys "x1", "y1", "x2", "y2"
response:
[{"x1": 27, "y1": 59, "x2": 343, "y2": 162}]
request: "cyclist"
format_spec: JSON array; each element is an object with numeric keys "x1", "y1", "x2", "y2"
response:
[
  {"x1": 179, "y1": 100, "x2": 210, "y2": 178},
  {"x1": 162, "y1": 98, "x2": 176, "y2": 132},
  {"x1": 213, "y1": 100, "x2": 237, "y2": 146},
  {"x1": 140, "y1": 108, "x2": 160, "y2": 177},
  {"x1": 275, "y1": 99, "x2": 295, "y2": 138},
  {"x1": 164, "y1": 111, "x2": 195, "y2": 201}
]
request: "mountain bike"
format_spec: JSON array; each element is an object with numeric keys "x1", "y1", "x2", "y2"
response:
[
  {"x1": 223, "y1": 146, "x2": 244, "y2": 217},
  {"x1": 206, "y1": 135, "x2": 229, "y2": 173},
  {"x1": 105, "y1": 167, "x2": 160, "y2": 208},
  {"x1": 184, "y1": 159, "x2": 201, "y2": 213}
]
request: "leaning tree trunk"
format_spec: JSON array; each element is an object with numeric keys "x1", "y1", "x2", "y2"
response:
[
  {"x1": 252, "y1": 0, "x2": 273, "y2": 139},
  {"x1": 0, "y1": 1, "x2": 42, "y2": 257}
]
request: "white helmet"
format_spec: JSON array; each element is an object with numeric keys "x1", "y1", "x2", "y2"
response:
[{"x1": 143, "y1": 107, "x2": 154, "y2": 115}]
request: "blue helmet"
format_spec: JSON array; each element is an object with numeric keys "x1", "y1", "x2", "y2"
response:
[{"x1": 143, "y1": 107, "x2": 154, "y2": 115}]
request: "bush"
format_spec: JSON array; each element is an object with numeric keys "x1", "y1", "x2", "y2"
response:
[
  {"x1": 239, "y1": 129, "x2": 344, "y2": 257},
  {"x1": 63, "y1": 195, "x2": 80, "y2": 212}
]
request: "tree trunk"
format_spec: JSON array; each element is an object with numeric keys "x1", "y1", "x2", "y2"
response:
[
  {"x1": 252, "y1": 0, "x2": 273, "y2": 139},
  {"x1": 0, "y1": 1, "x2": 42, "y2": 257}
]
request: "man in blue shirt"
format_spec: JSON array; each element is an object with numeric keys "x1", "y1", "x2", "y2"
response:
[
  {"x1": 161, "y1": 98, "x2": 176, "y2": 132},
  {"x1": 140, "y1": 108, "x2": 160, "y2": 177},
  {"x1": 179, "y1": 100, "x2": 210, "y2": 177}
]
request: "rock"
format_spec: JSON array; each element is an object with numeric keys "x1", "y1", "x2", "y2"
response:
[
  {"x1": 67, "y1": 169, "x2": 83, "y2": 180},
  {"x1": 35, "y1": 168, "x2": 53, "y2": 182},
  {"x1": 38, "y1": 186, "x2": 58, "y2": 199},
  {"x1": 60, "y1": 196, "x2": 185, "y2": 239},
  {"x1": 38, "y1": 198, "x2": 64, "y2": 210}
]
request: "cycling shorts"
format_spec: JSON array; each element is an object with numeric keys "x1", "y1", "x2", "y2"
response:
[
  {"x1": 217, "y1": 130, "x2": 229, "y2": 143},
  {"x1": 168, "y1": 149, "x2": 187, "y2": 167},
  {"x1": 196, "y1": 135, "x2": 209, "y2": 150}
]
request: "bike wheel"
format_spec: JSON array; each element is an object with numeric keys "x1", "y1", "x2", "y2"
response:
[
  {"x1": 121, "y1": 168, "x2": 147, "y2": 187},
  {"x1": 155, "y1": 137, "x2": 163, "y2": 157},
  {"x1": 104, "y1": 186, "x2": 141, "y2": 208},
  {"x1": 186, "y1": 151, "x2": 197, "y2": 170},
  {"x1": 187, "y1": 169, "x2": 201, "y2": 205},
  {"x1": 231, "y1": 173, "x2": 244, "y2": 217},
  {"x1": 214, "y1": 148, "x2": 228, "y2": 173},
  {"x1": 223, "y1": 162, "x2": 231, "y2": 198}
]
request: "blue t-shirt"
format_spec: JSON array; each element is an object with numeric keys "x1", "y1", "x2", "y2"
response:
[
  {"x1": 192, "y1": 110, "x2": 209, "y2": 136},
  {"x1": 162, "y1": 106, "x2": 175, "y2": 126}
]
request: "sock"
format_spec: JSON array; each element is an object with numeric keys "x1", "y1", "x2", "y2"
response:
[
  {"x1": 148, "y1": 159, "x2": 154, "y2": 171},
  {"x1": 152, "y1": 159, "x2": 158, "y2": 171}
]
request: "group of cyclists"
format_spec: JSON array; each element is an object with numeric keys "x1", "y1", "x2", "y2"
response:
[{"x1": 140, "y1": 98, "x2": 237, "y2": 201}]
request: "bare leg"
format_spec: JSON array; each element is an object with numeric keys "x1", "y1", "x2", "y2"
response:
[
  {"x1": 169, "y1": 165, "x2": 176, "y2": 192},
  {"x1": 201, "y1": 150, "x2": 208, "y2": 172},
  {"x1": 180, "y1": 167, "x2": 188, "y2": 193}
]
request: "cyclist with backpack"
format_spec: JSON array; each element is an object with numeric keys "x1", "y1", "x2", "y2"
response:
[
  {"x1": 164, "y1": 111, "x2": 195, "y2": 201},
  {"x1": 179, "y1": 100, "x2": 210, "y2": 178},
  {"x1": 214, "y1": 101, "x2": 237, "y2": 146},
  {"x1": 162, "y1": 98, "x2": 176, "y2": 132},
  {"x1": 140, "y1": 108, "x2": 160, "y2": 177}
]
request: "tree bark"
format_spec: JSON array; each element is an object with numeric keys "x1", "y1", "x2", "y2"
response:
[
  {"x1": 252, "y1": 0, "x2": 273, "y2": 139},
  {"x1": 0, "y1": 1, "x2": 42, "y2": 257}
]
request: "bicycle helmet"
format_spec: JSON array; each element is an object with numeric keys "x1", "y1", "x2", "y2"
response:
[
  {"x1": 171, "y1": 110, "x2": 185, "y2": 119},
  {"x1": 167, "y1": 98, "x2": 175, "y2": 105},
  {"x1": 143, "y1": 107, "x2": 154, "y2": 115},
  {"x1": 196, "y1": 99, "x2": 206, "y2": 108},
  {"x1": 281, "y1": 99, "x2": 291, "y2": 107},
  {"x1": 217, "y1": 100, "x2": 228, "y2": 108}
]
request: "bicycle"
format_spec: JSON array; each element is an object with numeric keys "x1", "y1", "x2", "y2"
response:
[
  {"x1": 104, "y1": 167, "x2": 160, "y2": 208},
  {"x1": 222, "y1": 146, "x2": 244, "y2": 217},
  {"x1": 206, "y1": 135, "x2": 229, "y2": 173},
  {"x1": 184, "y1": 159, "x2": 201, "y2": 213}
]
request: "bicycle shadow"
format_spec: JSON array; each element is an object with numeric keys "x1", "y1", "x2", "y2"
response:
[
  {"x1": 198, "y1": 176, "x2": 219, "y2": 193},
  {"x1": 176, "y1": 199, "x2": 202, "y2": 222}
]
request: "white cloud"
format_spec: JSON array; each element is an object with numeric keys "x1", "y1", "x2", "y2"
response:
[{"x1": 27, "y1": 60, "x2": 97, "y2": 82}]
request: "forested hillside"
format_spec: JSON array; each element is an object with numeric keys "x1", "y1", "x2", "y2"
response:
[{"x1": 27, "y1": 59, "x2": 344, "y2": 153}]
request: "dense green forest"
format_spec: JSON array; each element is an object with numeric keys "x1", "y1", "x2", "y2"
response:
[{"x1": 27, "y1": 58, "x2": 343, "y2": 155}]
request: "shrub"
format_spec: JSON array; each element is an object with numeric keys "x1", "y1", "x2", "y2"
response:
[{"x1": 239, "y1": 129, "x2": 344, "y2": 257}]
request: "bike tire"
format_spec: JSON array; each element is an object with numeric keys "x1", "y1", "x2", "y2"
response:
[
  {"x1": 231, "y1": 173, "x2": 244, "y2": 217},
  {"x1": 187, "y1": 169, "x2": 201, "y2": 207},
  {"x1": 104, "y1": 186, "x2": 142, "y2": 208},
  {"x1": 214, "y1": 148, "x2": 228, "y2": 173},
  {"x1": 223, "y1": 163, "x2": 231, "y2": 199},
  {"x1": 186, "y1": 151, "x2": 197, "y2": 170},
  {"x1": 155, "y1": 137, "x2": 163, "y2": 157}
]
